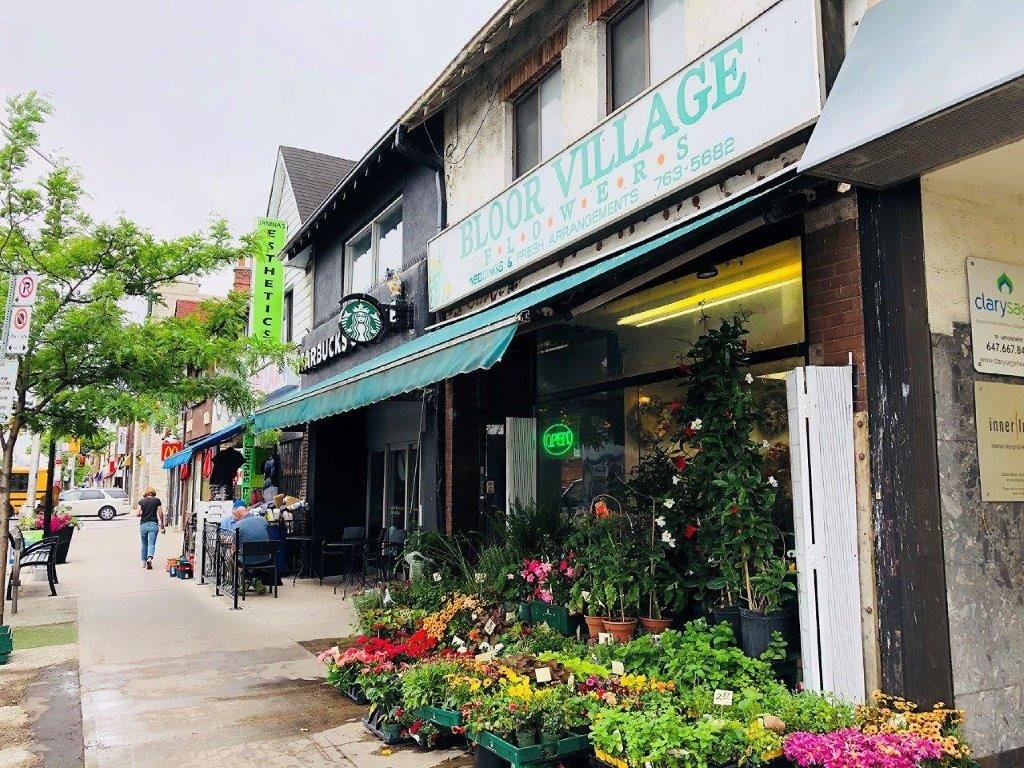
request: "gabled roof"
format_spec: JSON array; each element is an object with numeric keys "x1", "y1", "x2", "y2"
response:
[{"x1": 279, "y1": 146, "x2": 357, "y2": 223}]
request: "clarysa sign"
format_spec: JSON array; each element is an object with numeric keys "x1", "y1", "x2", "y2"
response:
[{"x1": 426, "y1": 0, "x2": 823, "y2": 311}]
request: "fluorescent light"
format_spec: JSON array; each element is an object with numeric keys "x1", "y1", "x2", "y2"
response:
[{"x1": 616, "y1": 263, "x2": 801, "y2": 327}]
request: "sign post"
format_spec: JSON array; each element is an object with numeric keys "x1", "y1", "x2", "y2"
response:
[{"x1": 251, "y1": 218, "x2": 287, "y2": 344}]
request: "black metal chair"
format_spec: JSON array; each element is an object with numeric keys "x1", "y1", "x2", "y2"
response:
[
  {"x1": 363, "y1": 526, "x2": 407, "y2": 584},
  {"x1": 320, "y1": 527, "x2": 367, "y2": 594},
  {"x1": 238, "y1": 540, "x2": 281, "y2": 603},
  {"x1": 6, "y1": 532, "x2": 59, "y2": 599}
]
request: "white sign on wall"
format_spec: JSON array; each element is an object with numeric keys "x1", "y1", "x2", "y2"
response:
[
  {"x1": 0, "y1": 359, "x2": 17, "y2": 421},
  {"x1": 967, "y1": 258, "x2": 1024, "y2": 377},
  {"x1": 427, "y1": 0, "x2": 824, "y2": 311}
]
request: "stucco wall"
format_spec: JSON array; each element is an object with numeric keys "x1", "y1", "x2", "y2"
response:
[
  {"x1": 921, "y1": 142, "x2": 1024, "y2": 757},
  {"x1": 443, "y1": 0, "x2": 776, "y2": 224}
]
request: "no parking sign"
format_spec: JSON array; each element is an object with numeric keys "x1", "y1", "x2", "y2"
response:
[
  {"x1": 13, "y1": 272, "x2": 39, "y2": 306},
  {"x1": 3, "y1": 271, "x2": 39, "y2": 355},
  {"x1": 4, "y1": 305, "x2": 31, "y2": 355}
]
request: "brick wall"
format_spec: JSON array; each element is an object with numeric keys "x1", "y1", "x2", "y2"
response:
[{"x1": 803, "y1": 196, "x2": 867, "y2": 410}]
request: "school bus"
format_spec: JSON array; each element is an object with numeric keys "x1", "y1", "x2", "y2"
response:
[{"x1": 9, "y1": 467, "x2": 49, "y2": 512}]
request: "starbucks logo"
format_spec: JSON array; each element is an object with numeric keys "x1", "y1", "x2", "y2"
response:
[{"x1": 339, "y1": 295, "x2": 384, "y2": 343}]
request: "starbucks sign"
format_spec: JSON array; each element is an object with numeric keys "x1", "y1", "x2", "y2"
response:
[{"x1": 340, "y1": 295, "x2": 385, "y2": 343}]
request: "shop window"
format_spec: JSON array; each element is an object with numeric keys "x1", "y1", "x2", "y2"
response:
[
  {"x1": 278, "y1": 439, "x2": 303, "y2": 498},
  {"x1": 514, "y1": 65, "x2": 563, "y2": 178},
  {"x1": 344, "y1": 199, "x2": 403, "y2": 294},
  {"x1": 537, "y1": 238, "x2": 804, "y2": 394},
  {"x1": 608, "y1": 0, "x2": 685, "y2": 111},
  {"x1": 283, "y1": 288, "x2": 294, "y2": 343}
]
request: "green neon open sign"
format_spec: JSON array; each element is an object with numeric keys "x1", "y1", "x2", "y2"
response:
[{"x1": 542, "y1": 423, "x2": 576, "y2": 457}]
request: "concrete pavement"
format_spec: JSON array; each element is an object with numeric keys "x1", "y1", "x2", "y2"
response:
[{"x1": 7, "y1": 518, "x2": 471, "y2": 768}]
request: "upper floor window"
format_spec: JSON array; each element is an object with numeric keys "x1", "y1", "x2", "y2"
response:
[
  {"x1": 345, "y1": 199, "x2": 403, "y2": 294},
  {"x1": 514, "y1": 64, "x2": 563, "y2": 178},
  {"x1": 283, "y1": 288, "x2": 294, "y2": 342},
  {"x1": 609, "y1": 0, "x2": 685, "y2": 111}
]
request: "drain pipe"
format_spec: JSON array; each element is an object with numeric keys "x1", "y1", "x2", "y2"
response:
[{"x1": 393, "y1": 124, "x2": 446, "y2": 232}]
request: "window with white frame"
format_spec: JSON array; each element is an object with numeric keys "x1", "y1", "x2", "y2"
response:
[
  {"x1": 514, "y1": 64, "x2": 563, "y2": 178},
  {"x1": 609, "y1": 0, "x2": 685, "y2": 111},
  {"x1": 344, "y1": 199, "x2": 403, "y2": 294}
]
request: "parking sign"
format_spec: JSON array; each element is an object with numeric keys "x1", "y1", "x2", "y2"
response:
[{"x1": 13, "y1": 272, "x2": 39, "y2": 306}]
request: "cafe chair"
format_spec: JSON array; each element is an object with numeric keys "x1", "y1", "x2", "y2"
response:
[{"x1": 238, "y1": 540, "x2": 281, "y2": 601}]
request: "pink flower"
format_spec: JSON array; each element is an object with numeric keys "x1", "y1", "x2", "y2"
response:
[
  {"x1": 783, "y1": 729, "x2": 942, "y2": 768},
  {"x1": 537, "y1": 589, "x2": 554, "y2": 604},
  {"x1": 564, "y1": 567, "x2": 575, "y2": 579},
  {"x1": 525, "y1": 574, "x2": 535, "y2": 583}
]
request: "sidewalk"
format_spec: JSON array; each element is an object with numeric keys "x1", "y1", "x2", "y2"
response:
[{"x1": 6, "y1": 519, "x2": 469, "y2": 768}]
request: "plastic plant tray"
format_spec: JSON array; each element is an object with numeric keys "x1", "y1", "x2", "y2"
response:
[
  {"x1": 412, "y1": 706, "x2": 463, "y2": 728},
  {"x1": 528, "y1": 601, "x2": 583, "y2": 636},
  {"x1": 343, "y1": 685, "x2": 369, "y2": 704},
  {"x1": 361, "y1": 714, "x2": 407, "y2": 745},
  {"x1": 471, "y1": 729, "x2": 591, "y2": 767}
]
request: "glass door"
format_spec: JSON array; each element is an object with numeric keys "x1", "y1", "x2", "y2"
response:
[
  {"x1": 388, "y1": 447, "x2": 408, "y2": 529},
  {"x1": 367, "y1": 451, "x2": 385, "y2": 534}
]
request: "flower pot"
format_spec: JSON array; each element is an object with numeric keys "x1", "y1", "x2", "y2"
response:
[
  {"x1": 639, "y1": 616, "x2": 673, "y2": 634},
  {"x1": 739, "y1": 607, "x2": 788, "y2": 658},
  {"x1": 53, "y1": 526, "x2": 74, "y2": 564},
  {"x1": 602, "y1": 618, "x2": 637, "y2": 643},
  {"x1": 584, "y1": 615, "x2": 607, "y2": 638},
  {"x1": 518, "y1": 602, "x2": 533, "y2": 623},
  {"x1": 529, "y1": 601, "x2": 583, "y2": 636},
  {"x1": 540, "y1": 731, "x2": 560, "y2": 755},
  {"x1": 514, "y1": 728, "x2": 537, "y2": 748},
  {"x1": 710, "y1": 604, "x2": 743, "y2": 643}
]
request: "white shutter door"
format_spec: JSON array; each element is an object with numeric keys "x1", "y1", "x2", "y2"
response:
[
  {"x1": 787, "y1": 366, "x2": 866, "y2": 702},
  {"x1": 505, "y1": 417, "x2": 537, "y2": 511}
]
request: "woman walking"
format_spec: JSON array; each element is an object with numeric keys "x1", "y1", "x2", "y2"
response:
[{"x1": 136, "y1": 487, "x2": 165, "y2": 569}]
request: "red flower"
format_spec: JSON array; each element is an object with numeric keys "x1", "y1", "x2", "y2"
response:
[
  {"x1": 409, "y1": 720, "x2": 422, "y2": 735},
  {"x1": 729, "y1": 504, "x2": 739, "y2": 516},
  {"x1": 594, "y1": 501, "x2": 610, "y2": 519},
  {"x1": 668, "y1": 400, "x2": 683, "y2": 413},
  {"x1": 683, "y1": 426, "x2": 695, "y2": 438},
  {"x1": 673, "y1": 455, "x2": 688, "y2": 471},
  {"x1": 685, "y1": 524, "x2": 699, "y2": 539}
]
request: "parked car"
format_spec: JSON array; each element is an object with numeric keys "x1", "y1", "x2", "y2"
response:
[{"x1": 57, "y1": 488, "x2": 132, "y2": 521}]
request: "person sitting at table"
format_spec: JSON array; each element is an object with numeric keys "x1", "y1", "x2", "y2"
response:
[
  {"x1": 232, "y1": 503, "x2": 272, "y2": 568},
  {"x1": 219, "y1": 499, "x2": 247, "y2": 534}
]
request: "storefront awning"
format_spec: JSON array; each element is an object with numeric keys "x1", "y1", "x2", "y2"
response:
[
  {"x1": 253, "y1": 178, "x2": 789, "y2": 431},
  {"x1": 162, "y1": 420, "x2": 246, "y2": 470},
  {"x1": 799, "y1": 0, "x2": 1024, "y2": 188}
]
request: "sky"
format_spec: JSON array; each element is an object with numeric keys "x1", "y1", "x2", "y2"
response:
[{"x1": 0, "y1": 1, "x2": 499, "y2": 294}]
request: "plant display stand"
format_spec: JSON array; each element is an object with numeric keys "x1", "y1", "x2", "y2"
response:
[
  {"x1": 0, "y1": 625, "x2": 13, "y2": 665},
  {"x1": 528, "y1": 601, "x2": 582, "y2": 636},
  {"x1": 471, "y1": 730, "x2": 590, "y2": 768},
  {"x1": 361, "y1": 713, "x2": 407, "y2": 745},
  {"x1": 412, "y1": 706, "x2": 462, "y2": 728}
]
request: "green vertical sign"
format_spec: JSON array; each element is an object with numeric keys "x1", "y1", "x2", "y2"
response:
[{"x1": 252, "y1": 217, "x2": 287, "y2": 343}]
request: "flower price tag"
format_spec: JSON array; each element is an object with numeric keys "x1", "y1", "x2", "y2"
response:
[
  {"x1": 382, "y1": 588, "x2": 393, "y2": 605},
  {"x1": 534, "y1": 666, "x2": 552, "y2": 684},
  {"x1": 432, "y1": 572, "x2": 442, "y2": 582},
  {"x1": 475, "y1": 651, "x2": 493, "y2": 662},
  {"x1": 483, "y1": 619, "x2": 497, "y2": 636},
  {"x1": 713, "y1": 689, "x2": 734, "y2": 706},
  {"x1": 597, "y1": 632, "x2": 610, "y2": 645},
  {"x1": 611, "y1": 660, "x2": 625, "y2": 675},
  {"x1": 451, "y1": 635, "x2": 465, "y2": 647},
  {"x1": 474, "y1": 572, "x2": 487, "y2": 583},
  {"x1": 567, "y1": 674, "x2": 575, "y2": 690},
  {"x1": 505, "y1": 611, "x2": 516, "y2": 623}
]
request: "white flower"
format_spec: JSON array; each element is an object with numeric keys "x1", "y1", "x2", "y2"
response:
[
  {"x1": 663, "y1": 498, "x2": 675, "y2": 509},
  {"x1": 654, "y1": 516, "x2": 666, "y2": 528},
  {"x1": 768, "y1": 476, "x2": 778, "y2": 488},
  {"x1": 690, "y1": 418, "x2": 702, "y2": 431},
  {"x1": 672, "y1": 475, "x2": 681, "y2": 485},
  {"x1": 762, "y1": 439, "x2": 770, "y2": 449},
  {"x1": 493, "y1": 643, "x2": 504, "y2": 653},
  {"x1": 661, "y1": 530, "x2": 674, "y2": 544},
  {"x1": 745, "y1": 373, "x2": 754, "y2": 384},
  {"x1": 507, "y1": 573, "x2": 515, "y2": 580}
]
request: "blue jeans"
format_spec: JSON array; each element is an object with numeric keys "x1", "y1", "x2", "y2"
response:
[{"x1": 140, "y1": 521, "x2": 159, "y2": 562}]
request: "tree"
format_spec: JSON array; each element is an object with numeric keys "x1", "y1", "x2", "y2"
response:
[{"x1": 0, "y1": 92, "x2": 288, "y2": 626}]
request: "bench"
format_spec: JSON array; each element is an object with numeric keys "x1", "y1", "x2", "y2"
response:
[{"x1": 6, "y1": 530, "x2": 59, "y2": 601}]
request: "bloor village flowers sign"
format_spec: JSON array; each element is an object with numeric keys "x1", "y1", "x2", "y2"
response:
[{"x1": 427, "y1": 0, "x2": 823, "y2": 311}]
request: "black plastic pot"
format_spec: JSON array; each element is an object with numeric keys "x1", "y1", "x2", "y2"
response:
[
  {"x1": 739, "y1": 607, "x2": 787, "y2": 658},
  {"x1": 710, "y1": 604, "x2": 742, "y2": 643},
  {"x1": 53, "y1": 526, "x2": 74, "y2": 564}
]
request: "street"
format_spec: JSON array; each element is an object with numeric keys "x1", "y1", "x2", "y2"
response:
[{"x1": 4, "y1": 520, "x2": 469, "y2": 768}]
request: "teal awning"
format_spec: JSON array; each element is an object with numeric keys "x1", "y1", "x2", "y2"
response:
[
  {"x1": 162, "y1": 419, "x2": 247, "y2": 469},
  {"x1": 253, "y1": 178, "x2": 788, "y2": 431}
]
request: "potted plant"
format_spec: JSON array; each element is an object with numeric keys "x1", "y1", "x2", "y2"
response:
[
  {"x1": 30, "y1": 510, "x2": 79, "y2": 564},
  {"x1": 741, "y1": 555, "x2": 796, "y2": 657}
]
